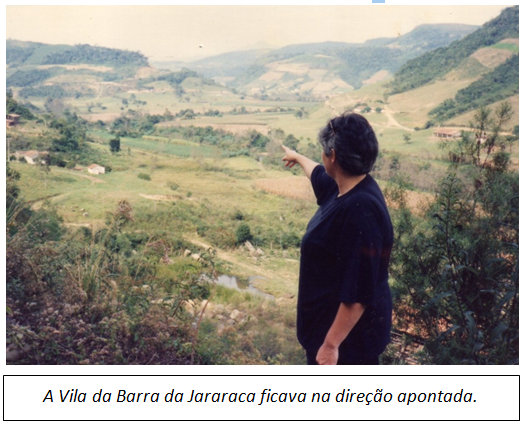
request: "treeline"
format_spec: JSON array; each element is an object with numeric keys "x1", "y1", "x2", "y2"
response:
[
  {"x1": 20, "y1": 84, "x2": 96, "y2": 99},
  {"x1": 138, "y1": 69, "x2": 215, "y2": 96},
  {"x1": 111, "y1": 112, "x2": 272, "y2": 155},
  {"x1": 7, "y1": 68, "x2": 127, "y2": 95},
  {"x1": 387, "y1": 6, "x2": 518, "y2": 95},
  {"x1": 42, "y1": 44, "x2": 148, "y2": 67},
  {"x1": 154, "y1": 69, "x2": 199, "y2": 86},
  {"x1": 7, "y1": 40, "x2": 149, "y2": 67},
  {"x1": 430, "y1": 54, "x2": 519, "y2": 121},
  {"x1": 7, "y1": 69, "x2": 53, "y2": 88},
  {"x1": 109, "y1": 109, "x2": 304, "y2": 160}
]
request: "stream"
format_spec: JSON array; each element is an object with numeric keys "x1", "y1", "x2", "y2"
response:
[{"x1": 213, "y1": 275, "x2": 274, "y2": 300}]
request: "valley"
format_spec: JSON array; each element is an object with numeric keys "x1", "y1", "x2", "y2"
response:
[{"x1": 6, "y1": 6, "x2": 519, "y2": 365}]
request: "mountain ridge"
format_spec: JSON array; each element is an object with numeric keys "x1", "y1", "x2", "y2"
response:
[{"x1": 159, "y1": 23, "x2": 479, "y2": 98}]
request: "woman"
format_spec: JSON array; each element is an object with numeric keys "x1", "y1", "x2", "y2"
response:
[{"x1": 282, "y1": 112, "x2": 393, "y2": 365}]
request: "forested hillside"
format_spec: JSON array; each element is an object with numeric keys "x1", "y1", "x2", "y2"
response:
[
  {"x1": 387, "y1": 6, "x2": 518, "y2": 95},
  {"x1": 430, "y1": 53, "x2": 519, "y2": 121},
  {"x1": 7, "y1": 40, "x2": 149, "y2": 67}
]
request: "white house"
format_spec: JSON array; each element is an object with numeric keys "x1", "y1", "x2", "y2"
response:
[
  {"x1": 87, "y1": 164, "x2": 105, "y2": 175},
  {"x1": 14, "y1": 150, "x2": 48, "y2": 164}
]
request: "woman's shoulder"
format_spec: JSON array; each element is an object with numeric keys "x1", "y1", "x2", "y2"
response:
[
  {"x1": 353, "y1": 176, "x2": 387, "y2": 204},
  {"x1": 311, "y1": 165, "x2": 337, "y2": 205},
  {"x1": 341, "y1": 178, "x2": 390, "y2": 219}
]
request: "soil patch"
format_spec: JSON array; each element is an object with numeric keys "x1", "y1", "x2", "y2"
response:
[{"x1": 139, "y1": 193, "x2": 180, "y2": 201}]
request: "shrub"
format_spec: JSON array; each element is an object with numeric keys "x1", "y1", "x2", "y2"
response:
[
  {"x1": 235, "y1": 223, "x2": 252, "y2": 245},
  {"x1": 6, "y1": 198, "x2": 214, "y2": 365},
  {"x1": 109, "y1": 136, "x2": 121, "y2": 153}
]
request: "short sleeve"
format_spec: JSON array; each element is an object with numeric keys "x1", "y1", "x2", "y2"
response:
[
  {"x1": 310, "y1": 165, "x2": 338, "y2": 205},
  {"x1": 336, "y1": 199, "x2": 384, "y2": 306}
]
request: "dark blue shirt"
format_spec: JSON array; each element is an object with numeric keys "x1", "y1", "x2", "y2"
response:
[{"x1": 297, "y1": 165, "x2": 393, "y2": 357}]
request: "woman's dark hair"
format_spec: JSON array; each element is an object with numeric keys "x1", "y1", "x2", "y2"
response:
[{"x1": 318, "y1": 112, "x2": 379, "y2": 175}]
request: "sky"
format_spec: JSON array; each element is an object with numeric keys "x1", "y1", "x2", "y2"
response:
[{"x1": 5, "y1": 4, "x2": 510, "y2": 63}]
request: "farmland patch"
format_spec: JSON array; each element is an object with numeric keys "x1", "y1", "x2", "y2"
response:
[
  {"x1": 255, "y1": 176, "x2": 314, "y2": 201},
  {"x1": 471, "y1": 47, "x2": 515, "y2": 68}
]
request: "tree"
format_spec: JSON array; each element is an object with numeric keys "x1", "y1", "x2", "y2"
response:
[
  {"x1": 295, "y1": 108, "x2": 308, "y2": 119},
  {"x1": 248, "y1": 131, "x2": 269, "y2": 150},
  {"x1": 110, "y1": 136, "x2": 121, "y2": 153},
  {"x1": 284, "y1": 134, "x2": 300, "y2": 151},
  {"x1": 49, "y1": 113, "x2": 86, "y2": 153},
  {"x1": 391, "y1": 102, "x2": 518, "y2": 364},
  {"x1": 235, "y1": 224, "x2": 253, "y2": 245},
  {"x1": 6, "y1": 90, "x2": 34, "y2": 119}
]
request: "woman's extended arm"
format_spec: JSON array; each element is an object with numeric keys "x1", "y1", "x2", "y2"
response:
[
  {"x1": 315, "y1": 302, "x2": 366, "y2": 365},
  {"x1": 281, "y1": 145, "x2": 319, "y2": 180}
]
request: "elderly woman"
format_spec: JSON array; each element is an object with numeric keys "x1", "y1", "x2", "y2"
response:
[{"x1": 282, "y1": 112, "x2": 393, "y2": 365}]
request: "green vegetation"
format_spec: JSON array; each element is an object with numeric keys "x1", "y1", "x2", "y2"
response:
[
  {"x1": 235, "y1": 223, "x2": 253, "y2": 245},
  {"x1": 492, "y1": 41, "x2": 519, "y2": 53},
  {"x1": 155, "y1": 69, "x2": 199, "y2": 85},
  {"x1": 7, "y1": 40, "x2": 148, "y2": 67},
  {"x1": 430, "y1": 55, "x2": 519, "y2": 121},
  {"x1": 387, "y1": 6, "x2": 518, "y2": 95},
  {"x1": 6, "y1": 90, "x2": 35, "y2": 119},
  {"x1": 109, "y1": 136, "x2": 121, "y2": 153},
  {"x1": 21, "y1": 84, "x2": 95, "y2": 99},
  {"x1": 390, "y1": 103, "x2": 518, "y2": 364},
  {"x1": 7, "y1": 182, "x2": 212, "y2": 364},
  {"x1": 7, "y1": 68, "x2": 52, "y2": 87}
]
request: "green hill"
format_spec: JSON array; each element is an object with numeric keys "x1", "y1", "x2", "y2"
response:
[
  {"x1": 7, "y1": 39, "x2": 149, "y2": 67},
  {"x1": 387, "y1": 6, "x2": 518, "y2": 95},
  {"x1": 6, "y1": 40, "x2": 151, "y2": 97},
  {"x1": 429, "y1": 54, "x2": 519, "y2": 121},
  {"x1": 5, "y1": 40, "x2": 237, "y2": 120}
]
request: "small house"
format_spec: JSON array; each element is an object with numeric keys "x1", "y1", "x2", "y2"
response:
[
  {"x1": 434, "y1": 128, "x2": 461, "y2": 139},
  {"x1": 6, "y1": 114, "x2": 20, "y2": 127},
  {"x1": 87, "y1": 164, "x2": 105, "y2": 175},
  {"x1": 14, "y1": 150, "x2": 47, "y2": 164}
]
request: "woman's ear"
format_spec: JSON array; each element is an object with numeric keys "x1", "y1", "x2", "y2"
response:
[{"x1": 329, "y1": 149, "x2": 336, "y2": 165}]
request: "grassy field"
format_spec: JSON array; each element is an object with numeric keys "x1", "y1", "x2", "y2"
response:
[
  {"x1": 10, "y1": 133, "x2": 316, "y2": 363},
  {"x1": 10, "y1": 130, "x2": 315, "y2": 280}
]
